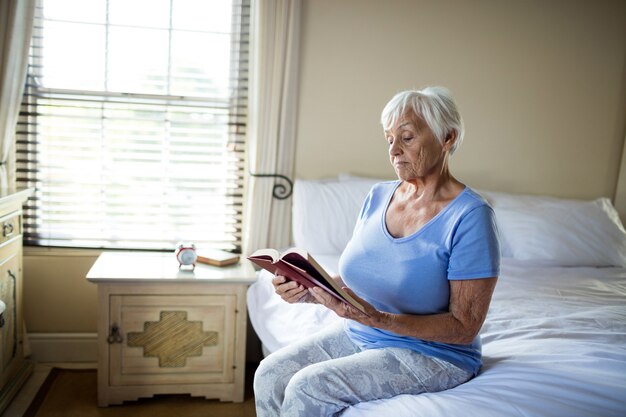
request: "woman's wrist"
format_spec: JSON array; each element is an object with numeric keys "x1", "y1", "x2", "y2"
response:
[{"x1": 372, "y1": 310, "x2": 394, "y2": 330}]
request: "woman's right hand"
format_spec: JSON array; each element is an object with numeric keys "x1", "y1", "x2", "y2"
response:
[{"x1": 272, "y1": 275, "x2": 318, "y2": 304}]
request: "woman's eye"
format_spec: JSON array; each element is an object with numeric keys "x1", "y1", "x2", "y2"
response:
[{"x1": 402, "y1": 136, "x2": 414, "y2": 142}]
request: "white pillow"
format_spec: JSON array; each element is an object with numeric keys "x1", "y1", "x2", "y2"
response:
[
  {"x1": 479, "y1": 189, "x2": 587, "y2": 210},
  {"x1": 292, "y1": 177, "x2": 379, "y2": 255},
  {"x1": 494, "y1": 197, "x2": 626, "y2": 267}
]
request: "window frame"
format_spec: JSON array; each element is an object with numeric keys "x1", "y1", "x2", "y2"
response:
[{"x1": 16, "y1": 0, "x2": 250, "y2": 253}]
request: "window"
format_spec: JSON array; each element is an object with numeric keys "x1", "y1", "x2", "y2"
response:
[{"x1": 16, "y1": 0, "x2": 249, "y2": 252}]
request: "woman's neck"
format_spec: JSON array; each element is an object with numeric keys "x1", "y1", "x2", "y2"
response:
[{"x1": 400, "y1": 165, "x2": 463, "y2": 202}]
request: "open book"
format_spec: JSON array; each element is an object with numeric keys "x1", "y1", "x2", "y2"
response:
[{"x1": 247, "y1": 248, "x2": 366, "y2": 313}]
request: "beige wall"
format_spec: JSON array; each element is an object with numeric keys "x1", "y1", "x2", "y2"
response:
[
  {"x1": 24, "y1": 251, "x2": 99, "y2": 332},
  {"x1": 24, "y1": 0, "x2": 626, "y2": 333},
  {"x1": 296, "y1": 0, "x2": 626, "y2": 202}
]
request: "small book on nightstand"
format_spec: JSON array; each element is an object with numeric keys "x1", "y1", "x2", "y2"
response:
[{"x1": 196, "y1": 249, "x2": 240, "y2": 267}]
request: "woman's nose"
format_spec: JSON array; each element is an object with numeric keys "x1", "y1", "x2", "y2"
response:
[{"x1": 389, "y1": 140, "x2": 402, "y2": 155}]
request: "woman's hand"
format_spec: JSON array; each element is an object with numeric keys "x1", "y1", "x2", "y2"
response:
[
  {"x1": 272, "y1": 275, "x2": 319, "y2": 304},
  {"x1": 308, "y1": 286, "x2": 388, "y2": 328}
]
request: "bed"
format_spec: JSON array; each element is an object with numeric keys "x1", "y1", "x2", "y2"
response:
[{"x1": 247, "y1": 175, "x2": 626, "y2": 417}]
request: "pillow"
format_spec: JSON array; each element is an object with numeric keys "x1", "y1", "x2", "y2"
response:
[
  {"x1": 479, "y1": 189, "x2": 589, "y2": 210},
  {"x1": 292, "y1": 177, "x2": 380, "y2": 255},
  {"x1": 494, "y1": 197, "x2": 626, "y2": 267}
]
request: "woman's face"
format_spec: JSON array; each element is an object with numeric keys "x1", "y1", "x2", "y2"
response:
[{"x1": 385, "y1": 111, "x2": 448, "y2": 181}]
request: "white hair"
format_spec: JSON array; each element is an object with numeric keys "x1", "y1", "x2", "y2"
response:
[{"x1": 380, "y1": 87, "x2": 465, "y2": 154}]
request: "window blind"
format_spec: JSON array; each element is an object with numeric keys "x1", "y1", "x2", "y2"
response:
[{"x1": 16, "y1": 0, "x2": 249, "y2": 252}]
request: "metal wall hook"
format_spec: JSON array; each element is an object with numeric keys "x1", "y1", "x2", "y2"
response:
[{"x1": 249, "y1": 172, "x2": 294, "y2": 200}]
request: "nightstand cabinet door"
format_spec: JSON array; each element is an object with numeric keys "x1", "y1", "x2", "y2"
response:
[{"x1": 108, "y1": 294, "x2": 237, "y2": 386}]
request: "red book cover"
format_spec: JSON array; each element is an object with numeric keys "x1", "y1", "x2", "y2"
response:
[{"x1": 247, "y1": 248, "x2": 366, "y2": 313}]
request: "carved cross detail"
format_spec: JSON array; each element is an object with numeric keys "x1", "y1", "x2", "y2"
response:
[{"x1": 127, "y1": 311, "x2": 218, "y2": 367}]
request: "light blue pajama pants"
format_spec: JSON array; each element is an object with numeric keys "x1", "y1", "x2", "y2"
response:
[{"x1": 253, "y1": 322, "x2": 473, "y2": 417}]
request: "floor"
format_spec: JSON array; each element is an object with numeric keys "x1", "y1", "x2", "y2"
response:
[
  {"x1": 2, "y1": 361, "x2": 259, "y2": 417},
  {"x1": 1, "y1": 362, "x2": 96, "y2": 417}
]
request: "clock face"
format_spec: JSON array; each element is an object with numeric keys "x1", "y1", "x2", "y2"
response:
[{"x1": 178, "y1": 248, "x2": 197, "y2": 265}]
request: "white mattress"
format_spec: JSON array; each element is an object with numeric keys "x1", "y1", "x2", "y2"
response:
[{"x1": 247, "y1": 257, "x2": 626, "y2": 417}]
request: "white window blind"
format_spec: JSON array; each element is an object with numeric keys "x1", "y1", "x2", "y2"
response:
[{"x1": 16, "y1": 0, "x2": 249, "y2": 252}]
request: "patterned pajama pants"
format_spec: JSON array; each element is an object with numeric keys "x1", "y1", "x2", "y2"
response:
[{"x1": 253, "y1": 322, "x2": 473, "y2": 417}]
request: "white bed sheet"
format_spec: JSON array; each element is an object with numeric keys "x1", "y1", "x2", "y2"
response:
[{"x1": 247, "y1": 258, "x2": 626, "y2": 417}]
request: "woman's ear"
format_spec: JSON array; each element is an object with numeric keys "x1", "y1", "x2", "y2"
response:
[{"x1": 443, "y1": 130, "x2": 457, "y2": 151}]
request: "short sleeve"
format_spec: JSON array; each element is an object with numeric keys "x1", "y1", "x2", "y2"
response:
[{"x1": 448, "y1": 205, "x2": 500, "y2": 280}]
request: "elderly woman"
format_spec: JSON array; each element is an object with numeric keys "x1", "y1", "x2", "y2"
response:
[{"x1": 254, "y1": 87, "x2": 500, "y2": 416}]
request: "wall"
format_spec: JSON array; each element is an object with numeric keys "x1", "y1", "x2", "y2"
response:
[
  {"x1": 24, "y1": 250, "x2": 98, "y2": 333},
  {"x1": 23, "y1": 0, "x2": 626, "y2": 345},
  {"x1": 295, "y1": 0, "x2": 626, "y2": 203}
]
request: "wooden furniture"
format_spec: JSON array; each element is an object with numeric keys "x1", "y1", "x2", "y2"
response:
[
  {"x1": 0, "y1": 188, "x2": 33, "y2": 414},
  {"x1": 86, "y1": 251, "x2": 256, "y2": 407}
]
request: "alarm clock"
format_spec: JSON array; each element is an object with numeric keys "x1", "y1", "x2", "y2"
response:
[{"x1": 175, "y1": 242, "x2": 197, "y2": 269}]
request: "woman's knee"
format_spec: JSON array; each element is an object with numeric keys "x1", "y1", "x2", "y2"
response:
[
  {"x1": 282, "y1": 368, "x2": 315, "y2": 411},
  {"x1": 282, "y1": 365, "x2": 349, "y2": 416},
  {"x1": 254, "y1": 355, "x2": 278, "y2": 391},
  {"x1": 283, "y1": 367, "x2": 310, "y2": 397},
  {"x1": 254, "y1": 355, "x2": 278, "y2": 393},
  {"x1": 284, "y1": 365, "x2": 331, "y2": 403},
  {"x1": 254, "y1": 350, "x2": 307, "y2": 399}
]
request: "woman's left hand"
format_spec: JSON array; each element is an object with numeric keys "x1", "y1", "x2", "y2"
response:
[{"x1": 308, "y1": 286, "x2": 388, "y2": 328}]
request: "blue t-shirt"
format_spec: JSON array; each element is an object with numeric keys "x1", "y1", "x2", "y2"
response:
[{"x1": 339, "y1": 181, "x2": 500, "y2": 375}]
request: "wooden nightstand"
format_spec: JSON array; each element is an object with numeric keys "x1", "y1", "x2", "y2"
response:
[{"x1": 86, "y1": 251, "x2": 256, "y2": 407}]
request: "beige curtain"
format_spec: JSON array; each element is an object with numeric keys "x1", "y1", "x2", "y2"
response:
[
  {"x1": 614, "y1": 131, "x2": 626, "y2": 223},
  {"x1": 0, "y1": 0, "x2": 36, "y2": 188},
  {"x1": 243, "y1": 0, "x2": 301, "y2": 255}
]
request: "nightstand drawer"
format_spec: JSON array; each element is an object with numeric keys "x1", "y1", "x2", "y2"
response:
[{"x1": 0, "y1": 214, "x2": 20, "y2": 248}]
